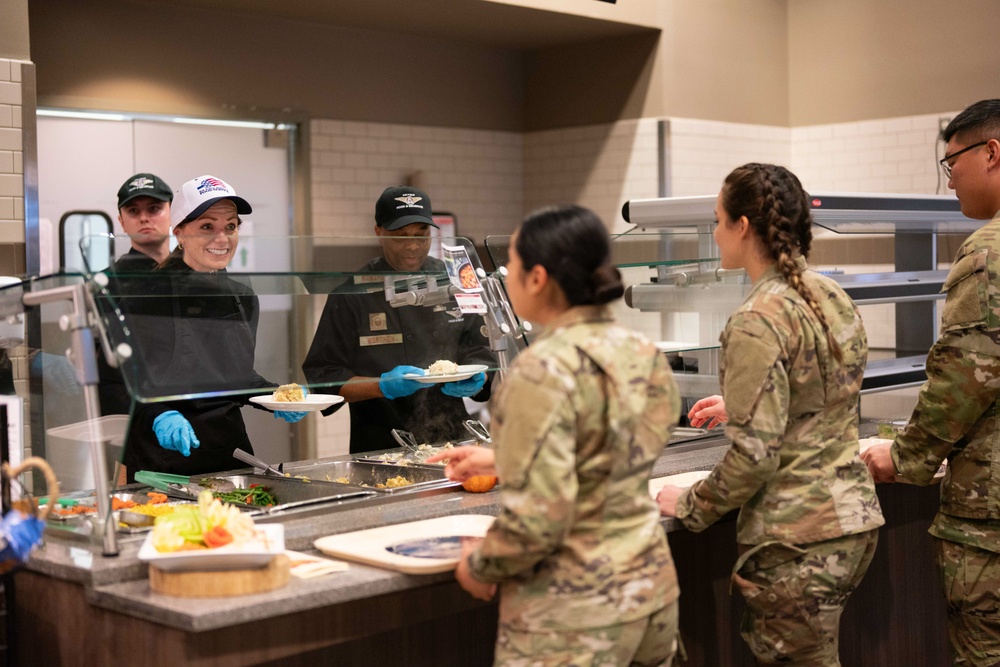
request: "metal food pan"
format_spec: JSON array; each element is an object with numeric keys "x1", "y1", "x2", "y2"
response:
[
  {"x1": 46, "y1": 490, "x2": 167, "y2": 523},
  {"x1": 194, "y1": 473, "x2": 375, "y2": 511},
  {"x1": 354, "y1": 439, "x2": 479, "y2": 467},
  {"x1": 281, "y1": 461, "x2": 456, "y2": 494}
]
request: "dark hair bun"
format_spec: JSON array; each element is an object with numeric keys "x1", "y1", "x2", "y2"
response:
[{"x1": 592, "y1": 264, "x2": 624, "y2": 304}]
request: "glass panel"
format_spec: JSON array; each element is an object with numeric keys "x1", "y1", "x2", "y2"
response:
[{"x1": 82, "y1": 234, "x2": 513, "y2": 475}]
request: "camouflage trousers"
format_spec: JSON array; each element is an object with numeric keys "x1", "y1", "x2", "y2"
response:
[
  {"x1": 935, "y1": 538, "x2": 1000, "y2": 667},
  {"x1": 732, "y1": 530, "x2": 879, "y2": 666},
  {"x1": 493, "y1": 600, "x2": 679, "y2": 667}
]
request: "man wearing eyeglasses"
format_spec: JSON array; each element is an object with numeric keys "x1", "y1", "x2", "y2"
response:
[{"x1": 863, "y1": 99, "x2": 1000, "y2": 667}]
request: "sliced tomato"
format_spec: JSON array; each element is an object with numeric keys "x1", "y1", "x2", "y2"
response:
[{"x1": 202, "y1": 525, "x2": 234, "y2": 548}]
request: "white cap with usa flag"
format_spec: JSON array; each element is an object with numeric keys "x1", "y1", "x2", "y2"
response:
[{"x1": 170, "y1": 175, "x2": 252, "y2": 228}]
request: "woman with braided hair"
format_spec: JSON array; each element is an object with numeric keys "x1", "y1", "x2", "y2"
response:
[{"x1": 658, "y1": 163, "x2": 884, "y2": 665}]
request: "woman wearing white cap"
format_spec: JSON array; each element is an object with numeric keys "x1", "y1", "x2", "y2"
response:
[{"x1": 117, "y1": 175, "x2": 304, "y2": 480}]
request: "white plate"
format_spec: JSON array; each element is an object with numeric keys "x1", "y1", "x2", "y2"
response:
[
  {"x1": 314, "y1": 514, "x2": 495, "y2": 574},
  {"x1": 249, "y1": 393, "x2": 345, "y2": 412},
  {"x1": 405, "y1": 364, "x2": 489, "y2": 384},
  {"x1": 648, "y1": 470, "x2": 711, "y2": 499},
  {"x1": 138, "y1": 523, "x2": 285, "y2": 572}
]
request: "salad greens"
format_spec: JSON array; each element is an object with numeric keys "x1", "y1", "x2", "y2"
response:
[{"x1": 151, "y1": 490, "x2": 256, "y2": 552}]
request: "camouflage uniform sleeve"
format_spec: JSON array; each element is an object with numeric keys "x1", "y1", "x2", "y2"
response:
[
  {"x1": 676, "y1": 314, "x2": 786, "y2": 532},
  {"x1": 892, "y1": 338, "x2": 1000, "y2": 484},
  {"x1": 468, "y1": 361, "x2": 579, "y2": 583},
  {"x1": 893, "y1": 247, "x2": 1000, "y2": 484}
]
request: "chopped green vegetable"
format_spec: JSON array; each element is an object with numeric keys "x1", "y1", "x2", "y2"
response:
[{"x1": 212, "y1": 485, "x2": 276, "y2": 507}]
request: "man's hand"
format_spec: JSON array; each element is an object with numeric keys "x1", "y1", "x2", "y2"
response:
[
  {"x1": 688, "y1": 395, "x2": 727, "y2": 429},
  {"x1": 861, "y1": 443, "x2": 898, "y2": 484},
  {"x1": 425, "y1": 445, "x2": 496, "y2": 482},
  {"x1": 656, "y1": 484, "x2": 684, "y2": 517},
  {"x1": 455, "y1": 537, "x2": 496, "y2": 601}
]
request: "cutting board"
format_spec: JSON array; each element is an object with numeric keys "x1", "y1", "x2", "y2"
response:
[
  {"x1": 315, "y1": 514, "x2": 495, "y2": 575},
  {"x1": 149, "y1": 554, "x2": 290, "y2": 597}
]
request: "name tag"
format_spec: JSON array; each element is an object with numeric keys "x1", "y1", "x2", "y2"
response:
[{"x1": 359, "y1": 333, "x2": 403, "y2": 347}]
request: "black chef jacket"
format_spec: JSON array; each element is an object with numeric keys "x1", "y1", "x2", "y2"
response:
[
  {"x1": 113, "y1": 258, "x2": 275, "y2": 480},
  {"x1": 302, "y1": 256, "x2": 494, "y2": 454},
  {"x1": 97, "y1": 248, "x2": 159, "y2": 417}
]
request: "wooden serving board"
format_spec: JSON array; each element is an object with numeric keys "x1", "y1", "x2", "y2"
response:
[{"x1": 149, "y1": 554, "x2": 290, "y2": 597}]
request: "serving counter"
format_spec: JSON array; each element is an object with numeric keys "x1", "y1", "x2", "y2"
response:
[{"x1": 12, "y1": 434, "x2": 949, "y2": 667}]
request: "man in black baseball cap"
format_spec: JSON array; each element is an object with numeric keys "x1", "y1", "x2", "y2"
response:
[
  {"x1": 373, "y1": 186, "x2": 439, "y2": 271},
  {"x1": 304, "y1": 185, "x2": 493, "y2": 454},
  {"x1": 113, "y1": 172, "x2": 173, "y2": 270}
]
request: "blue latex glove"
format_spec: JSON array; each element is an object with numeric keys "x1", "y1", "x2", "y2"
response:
[
  {"x1": 442, "y1": 372, "x2": 487, "y2": 398},
  {"x1": 152, "y1": 410, "x2": 201, "y2": 457},
  {"x1": 0, "y1": 511, "x2": 45, "y2": 570},
  {"x1": 275, "y1": 386, "x2": 308, "y2": 423},
  {"x1": 380, "y1": 365, "x2": 426, "y2": 400}
]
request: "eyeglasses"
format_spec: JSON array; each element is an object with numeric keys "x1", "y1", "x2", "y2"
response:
[{"x1": 939, "y1": 141, "x2": 989, "y2": 178}]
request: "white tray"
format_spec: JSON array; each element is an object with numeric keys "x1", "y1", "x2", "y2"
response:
[
  {"x1": 648, "y1": 470, "x2": 711, "y2": 498},
  {"x1": 314, "y1": 514, "x2": 495, "y2": 574},
  {"x1": 138, "y1": 524, "x2": 284, "y2": 572}
]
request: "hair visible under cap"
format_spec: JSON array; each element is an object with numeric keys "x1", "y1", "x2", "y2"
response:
[
  {"x1": 720, "y1": 163, "x2": 843, "y2": 362},
  {"x1": 515, "y1": 204, "x2": 623, "y2": 307},
  {"x1": 942, "y1": 99, "x2": 1000, "y2": 144}
]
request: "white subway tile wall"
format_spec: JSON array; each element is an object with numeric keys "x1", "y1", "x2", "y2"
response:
[
  {"x1": 309, "y1": 119, "x2": 524, "y2": 243},
  {"x1": 308, "y1": 109, "x2": 962, "y2": 453}
]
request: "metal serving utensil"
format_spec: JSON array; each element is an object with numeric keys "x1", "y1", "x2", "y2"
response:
[
  {"x1": 232, "y1": 449, "x2": 285, "y2": 478},
  {"x1": 463, "y1": 419, "x2": 492, "y2": 445},
  {"x1": 391, "y1": 428, "x2": 421, "y2": 453}
]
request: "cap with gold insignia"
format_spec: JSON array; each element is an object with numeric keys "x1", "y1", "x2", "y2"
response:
[{"x1": 375, "y1": 186, "x2": 439, "y2": 231}]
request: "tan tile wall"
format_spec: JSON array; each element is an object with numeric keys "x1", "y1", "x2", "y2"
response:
[{"x1": 0, "y1": 58, "x2": 28, "y2": 456}]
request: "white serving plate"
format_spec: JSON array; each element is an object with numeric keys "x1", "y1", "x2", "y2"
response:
[
  {"x1": 648, "y1": 470, "x2": 711, "y2": 499},
  {"x1": 138, "y1": 524, "x2": 284, "y2": 572},
  {"x1": 249, "y1": 393, "x2": 344, "y2": 412},
  {"x1": 405, "y1": 364, "x2": 489, "y2": 384},
  {"x1": 314, "y1": 514, "x2": 495, "y2": 574}
]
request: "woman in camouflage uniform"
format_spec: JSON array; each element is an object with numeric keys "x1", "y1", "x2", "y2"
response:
[
  {"x1": 657, "y1": 163, "x2": 884, "y2": 666},
  {"x1": 430, "y1": 205, "x2": 682, "y2": 666}
]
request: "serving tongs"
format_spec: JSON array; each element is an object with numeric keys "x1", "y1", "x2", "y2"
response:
[
  {"x1": 391, "y1": 428, "x2": 421, "y2": 453},
  {"x1": 134, "y1": 470, "x2": 256, "y2": 510},
  {"x1": 232, "y1": 449, "x2": 285, "y2": 478},
  {"x1": 463, "y1": 419, "x2": 492, "y2": 445}
]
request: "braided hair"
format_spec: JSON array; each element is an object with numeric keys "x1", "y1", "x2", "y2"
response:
[
  {"x1": 515, "y1": 204, "x2": 624, "y2": 306},
  {"x1": 720, "y1": 163, "x2": 843, "y2": 362}
]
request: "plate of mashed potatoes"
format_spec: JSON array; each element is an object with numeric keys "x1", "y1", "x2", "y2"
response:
[
  {"x1": 405, "y1": 361, "x2": 488, "y2": 384},
  {"x1": 249, "y1": 383, "x2": 345, "y2": 411}
]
